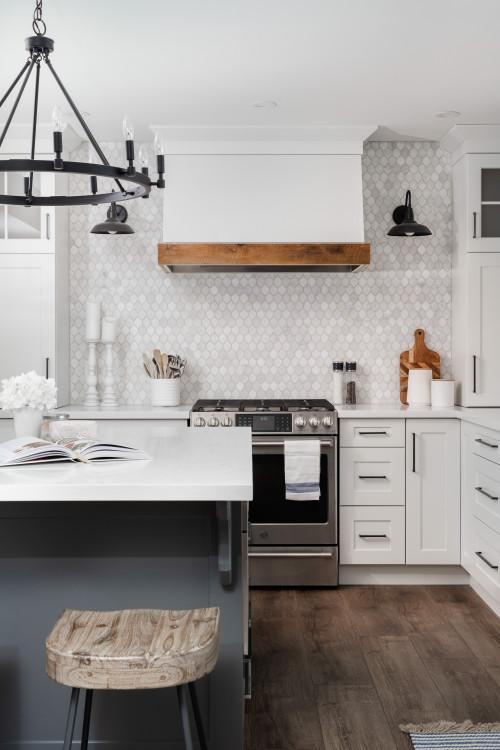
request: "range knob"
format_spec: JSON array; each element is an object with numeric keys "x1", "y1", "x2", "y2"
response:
[
  {"x1": 220, "y1": 415, "x2": 233, "y2": 427},
  {"x1": 207, "y1": 416, "x2": 220, "y2": 427},
  {"x1": 193, "y1": 416, "x2": 206, "y2": 427},
  {"x1": 295, "y1": 416, "x2": 307, "y2": 429},
  {"x1": 322, "y1": 416, "x2": 334, "y2": 428},
  {"x1": 309, "y1": 416, "x2": 320, "y2": 428}
]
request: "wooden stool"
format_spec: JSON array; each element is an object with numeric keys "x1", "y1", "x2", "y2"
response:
[{"x1": 46, "y1": 607, "x2": 220, "y2": 750}]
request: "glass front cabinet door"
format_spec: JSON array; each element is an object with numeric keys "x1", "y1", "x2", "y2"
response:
[
  {"x1": 0, "y1": 157, "x2": 55, "y2": 252},
  {"x1": 467, "y1": 154, "x2": 500, "y2": 251}
]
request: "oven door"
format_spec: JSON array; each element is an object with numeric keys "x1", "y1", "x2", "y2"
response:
[{"x1": 249, "y1": 436, "x2": 337, "y2": 546}]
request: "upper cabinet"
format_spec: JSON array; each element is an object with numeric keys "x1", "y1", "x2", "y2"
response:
[
  {"x1": 442, "y1": 126, "x2": 500, "y2": 406},
  {"x1": 466, "y1": 154, "x2": 500, "y2": 251},
  {"x1": 0, "y1": 156, "x2": 55, "y2": 252}
]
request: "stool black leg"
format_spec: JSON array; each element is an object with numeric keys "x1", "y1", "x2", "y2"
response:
[
  {"x1": 81, "y1": 689, "x2": 93, "y2": 750},
  {"x1": 177, "y1": 684, "x2": 194, "y2": 750},
  {"x1": 63, "y1": 687, "x2": 80, "y2": 750},
  {"x1": 188, "y1": 682, "x2": 208, "y2": 750}
]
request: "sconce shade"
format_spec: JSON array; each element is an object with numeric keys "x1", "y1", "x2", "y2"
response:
[
  {"x1": 388, "y1": 190, "x2": 432, "y2": 237},
  {"x1": 91, "y1": 203, "x2": 134, "y2": 234}
]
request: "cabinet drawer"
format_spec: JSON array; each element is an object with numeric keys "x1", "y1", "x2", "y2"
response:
[
  {"x1": 471, "y1": 424, "x2": 500, "y2": 465},
  {"x1": 340, "y1": 447, "x2": 405, "y2": 506},
  {"x1": 340, "y1": 419, "x2": 405, "y2": 448},
  {"x1": 471, "y1": 516, "x2": 500, "y2": 601},
  {"x1": 472, "y1": 453, "x2": 500, "y2": 534},
  {"x1": 340, "y1": 506, "x2": 405, "y2": 564}
]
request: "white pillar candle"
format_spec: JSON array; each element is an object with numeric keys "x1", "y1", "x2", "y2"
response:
[
  {"x1": 85, "y1": 301, "x2": 101, "y2": 341},
  {"x1": 101, "y1": 316, "x2": 116, "y2": 343}
]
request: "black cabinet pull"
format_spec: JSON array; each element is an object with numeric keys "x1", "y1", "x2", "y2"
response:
[
  {"x1": 475, "y1": 551, "x2": 498, "y2": 570},
  {"x1": 358, "y1": 431, "x2": 388, "y2": 435},
  {"x1": 359, "y1": 534, "x2": 388, "y2": 539},
  {"x1": 475, "y1": 438, "x2": 498, "y2": 449},
  {"x1": 473, "y1": 355, "x2": 477, "y2": 393},
  {"x1": 358, "y1": 475, "x2": 387, "y2": 479},
  {"x1": 45, "y1": 357, "x2": 49, "y2": 379},
  {"x1": 412, "y1": 432, "x2": 416, "y2": 472},
  {"x1": 475, "y1": 487, "x2": 499, "y2": 501},
  {"x1": 473, "y1": 211, "x2": 477, "y2": 238}
]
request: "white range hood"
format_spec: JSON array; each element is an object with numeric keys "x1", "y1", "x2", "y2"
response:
[{"x1": 155, "y1": 125, "x2": 376, "y2": 272}]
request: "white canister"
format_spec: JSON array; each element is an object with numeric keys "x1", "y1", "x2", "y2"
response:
[
  {"x1": 431, "y1": 379, "x2": 455, "y2": 408},
  {"x1": 150, "y1": 379, "x2": 181, "y2": 407},
  {"x1": 407, "y1": 368, "x2": 432, "y2": 405}
]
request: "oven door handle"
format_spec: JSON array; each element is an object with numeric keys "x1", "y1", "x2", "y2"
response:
[
  {"x1": 253, "y1": 440, "x2": 334, "y2": 448},
  {"x1": 248, "y1": 550, "x2": 334, "y2": 558}
]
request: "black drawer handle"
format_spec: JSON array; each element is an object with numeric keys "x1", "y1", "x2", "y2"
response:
[
  {"x1": 359, "y1": 475, "x2": 388, "y2": 479},
  {"x1": 475, "y1": 438, "x2": 498, "y2": 449},
  {"x1": 358, "y1": 431, "x2": 388, "y2": 435},
  {"x1": 475, "y1": 551, "x2": 499, "y2": 570},
  {"x1": 476, "y1": 486, "x2": 499, "y2": 501},
  {"x1": 359, "y1": 534, "x2": 388, "y2": 539}
]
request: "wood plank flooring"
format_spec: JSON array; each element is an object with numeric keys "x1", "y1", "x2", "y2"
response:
[{"x1": 246, "y1": 585, "x2": 500, "y2": 750}]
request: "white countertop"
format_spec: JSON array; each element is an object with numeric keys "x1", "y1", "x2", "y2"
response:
[
  {"x1": 0, "y1": 404, "x2": 193, "y2": 420},
  {"x1": 0, "y1": 425, "x2": 253, "y2": 503},
  {"x1": 337, "y1": 403, "x2": 500, "y2": 431}
]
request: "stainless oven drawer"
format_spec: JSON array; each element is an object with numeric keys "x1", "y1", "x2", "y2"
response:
[{"x1": 249, "y1": 546, "x2": 338, "y2": 587}]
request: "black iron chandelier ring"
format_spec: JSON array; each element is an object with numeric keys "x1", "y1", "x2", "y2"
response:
[{"x1": 0, "y1": 159, "x2": 152, "y2": 206}]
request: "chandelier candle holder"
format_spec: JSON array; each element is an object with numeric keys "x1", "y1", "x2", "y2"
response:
[{"x1": 0, "y1": 0, "x2": 165, "y2": 230}]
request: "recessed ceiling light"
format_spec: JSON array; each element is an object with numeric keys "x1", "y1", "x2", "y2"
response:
[
  {"x1": 252, "y1": 100, "x2": 277, "y2": 109},
  {"x1": 434, "y1": 110, "x2": 461, "y2": 119}
]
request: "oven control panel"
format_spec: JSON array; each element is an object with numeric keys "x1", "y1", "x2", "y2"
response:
[{"x1": 191, "y1": 411, "x2": 337, "y2": 434}]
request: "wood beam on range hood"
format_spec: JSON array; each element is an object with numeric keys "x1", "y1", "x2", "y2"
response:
[{"x1": 158, "y1": 243, "x2": 370, "y2": 273}]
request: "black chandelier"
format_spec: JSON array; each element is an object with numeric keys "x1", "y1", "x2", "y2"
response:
[{"x1": 0, "y1": 0, "x2": 165, "y2": 214}]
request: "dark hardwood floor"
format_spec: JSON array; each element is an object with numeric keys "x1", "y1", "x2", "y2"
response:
[{"x1": 246, "y1": 585, "x2": 500, "y2": 750}]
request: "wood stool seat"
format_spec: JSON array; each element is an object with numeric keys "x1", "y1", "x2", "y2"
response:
[{"x1": 46, "y1": 607, "x2": 220, "y2": 690}]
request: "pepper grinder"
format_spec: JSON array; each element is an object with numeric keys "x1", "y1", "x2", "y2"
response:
[{"x1": 346, "y1": 362, "x2": 358, "y2": 404}]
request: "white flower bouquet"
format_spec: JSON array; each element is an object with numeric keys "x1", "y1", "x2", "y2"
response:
[{"x1": 0, "y1": 371, "x2": 57, "y2": 411}]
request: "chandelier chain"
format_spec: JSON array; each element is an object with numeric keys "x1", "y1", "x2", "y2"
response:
[{"x1": 32, "y1": 0, "x2": 46, "y2": 37}]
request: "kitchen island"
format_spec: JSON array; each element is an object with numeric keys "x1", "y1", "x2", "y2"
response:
[{"x1": 0, "y1": 424, "x2": 252, "y2": 750}]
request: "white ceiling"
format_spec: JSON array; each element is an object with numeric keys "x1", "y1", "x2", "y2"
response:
[{"x1": 2, "y1": 0, "x2": 500, "y2": 144}]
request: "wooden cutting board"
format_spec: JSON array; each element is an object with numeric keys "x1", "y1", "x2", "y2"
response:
[{"x1": 400, "y1": 329, "x2": 440, "y2": 404}]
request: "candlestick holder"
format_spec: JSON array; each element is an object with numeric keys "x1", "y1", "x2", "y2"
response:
[
  {"x1": 83, "y1": 340, "x2": 100, "y2": 407},
  {"x1": 100, "y1": 340, "x2": 118, "y2": 408}
]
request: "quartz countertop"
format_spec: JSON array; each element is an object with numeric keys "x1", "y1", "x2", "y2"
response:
[
  {"x1": 0, "y1": 424, "x2": 252, "y2": 502},
  {"x1": 337, "y1": 403, "x2": 500, "y2": 431}
]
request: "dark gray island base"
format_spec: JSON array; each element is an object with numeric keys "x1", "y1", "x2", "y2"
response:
[{"x1": 0, "y1": 500, "x2": 244, "y2": 750}]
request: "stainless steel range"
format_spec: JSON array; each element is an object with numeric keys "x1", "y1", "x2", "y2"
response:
[{"x1": 190, "y1": 399, "x2": 338, "y2": 589}]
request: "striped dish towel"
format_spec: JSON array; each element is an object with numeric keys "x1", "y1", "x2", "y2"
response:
[{"x1": 284, "y1": 440, "x2": 321, "y2": 500}]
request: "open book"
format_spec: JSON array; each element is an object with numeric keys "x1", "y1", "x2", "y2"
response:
[{"x1": 0, "y1": 437, "x2": 151, "y2": 466}]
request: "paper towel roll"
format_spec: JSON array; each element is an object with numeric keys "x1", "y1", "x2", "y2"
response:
[
  {"x1": 407, "y1": 368, "x2": 432, "y2": 405},
  {"x1": 431, "y1": 379, "x2": 455, "y2": 408}
]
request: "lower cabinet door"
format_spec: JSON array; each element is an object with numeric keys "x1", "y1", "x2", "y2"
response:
[
  {"x1": 406, "y1": 419, "x2": 460, "y2": 564},
  {"x1": 340, "y1": 506, "x2": 405, "y2": 564}
]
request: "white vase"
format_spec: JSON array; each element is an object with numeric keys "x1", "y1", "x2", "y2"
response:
[{"x1": 12, "y1": 407, "x2": 43, "y2": 438}]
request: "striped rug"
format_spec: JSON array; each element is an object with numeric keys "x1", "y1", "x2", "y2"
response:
[{"x1": 400, "y1": 722, "x2": 500, "y2": 750}]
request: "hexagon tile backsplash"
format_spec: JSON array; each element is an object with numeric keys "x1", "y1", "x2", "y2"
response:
[{"x1": 69, "y1": 141, "x2": 452, "y2": 405}]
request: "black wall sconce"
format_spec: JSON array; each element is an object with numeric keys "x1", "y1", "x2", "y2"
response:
[
  {"x1": 90, "y1": 203, "x2": 134, "y2": 235},
  {"x1": 387, "y1": 190, "x2": 432, "y2": 237}
]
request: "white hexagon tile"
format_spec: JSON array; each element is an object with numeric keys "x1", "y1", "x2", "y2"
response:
[{"x1": 69, "y1": 141, "x2": 452, "y2": 405}]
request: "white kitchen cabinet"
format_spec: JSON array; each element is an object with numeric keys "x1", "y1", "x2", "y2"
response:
[
  {"x1": 340, "y1": 505, "x2": 405, "y2": 565},
  {"x1": 0, "y1": 252, "x2": 69, "y2": 405},
  {"x1": 0, "y1": 156, "x2": 55, "y2": 252},
  {"x1": 340, "y1": 447, "x2": 405, "y2": 506},
  {"x1": 462, "y1": 253, "x2": 500, "y2": 406},
  {"x1": 465, "y1": 154, "x2": 500, "y2": 251},
  {"x1": 406, "y1": 419, "x2": 460, "y2": 565}
]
